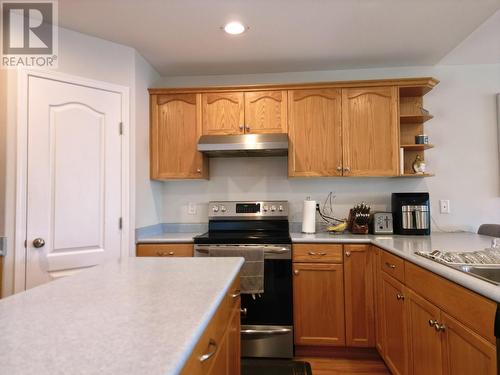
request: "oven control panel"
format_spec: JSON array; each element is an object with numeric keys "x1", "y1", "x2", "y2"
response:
[{"x1": 208, "y1": 201, "x2": 288, "y2": 218}]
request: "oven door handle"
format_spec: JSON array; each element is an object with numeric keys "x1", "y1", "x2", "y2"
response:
[
  {"x1": 195, "y1": 245, "x2": 290, "y2": 254},
  {"x1": 241, "y1": 328, "x2": 292, "y2": 336}
]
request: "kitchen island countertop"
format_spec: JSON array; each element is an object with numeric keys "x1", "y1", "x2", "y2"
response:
[{"x1": 0, "y1": 257, "x2": 244, "y2": 375}]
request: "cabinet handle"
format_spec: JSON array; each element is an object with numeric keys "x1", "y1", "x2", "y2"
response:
[
  {"x1": 429, "y1": 319, "x2": 437, "y2": 327},
  {"x1": 231, "y1": 289, "x2": 241, "y2": 299},
  {"x1": 239, "y1": 124, "x2": 244, "y2": 131},
  {"x1": 156, "y1": 251, "x2": 175, "y2": 256},
  {"x1": 345, "y1": 251, "x2": 351, "y2": 257},
  {"x1": 199, "y1": 339, "x2": 217, "y2": 362},
  {"x1": 196, "y1": 168, "x2": 201, "y2": 173},
  {"x1": 435, "y1": 323, "x2": 446, "y2": 332},
  {"x1": 396, "y1": 293, "x2": 405, "y2": 300},
  {"x1": 385, "y1": 262, "x2": 396, "y2": 269},
  {"x1": 245, "y1": 125, "x2": 250, "y2": 132},
  {"x1": 308, "y1": 251, "x2": 327, "y2": 256},
  {"x1": 343, "y1": 166, "x2": 351, "y2": 173},
  {"x1": 294, "y1": 270, "x2": 299, "y2": 275},
  {"x1": 240, "y1": 308, "x2": 247, "y2": 316},
  {"x1": 336, "y1": 166, "x2": 342, "y2": 172}
]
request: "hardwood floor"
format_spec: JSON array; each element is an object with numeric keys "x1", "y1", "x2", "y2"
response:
[{"x1": 297, "y1": 356, "x2": 390, "y2": 375}]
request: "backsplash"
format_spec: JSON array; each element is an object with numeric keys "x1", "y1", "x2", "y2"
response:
[{"x1": 160, "y1": 156, "x2": 428, "y2": 224}]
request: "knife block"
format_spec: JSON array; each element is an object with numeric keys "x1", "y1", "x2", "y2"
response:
[{"x1": 347, "y1": 209, "x2": 369, "y2": 234}]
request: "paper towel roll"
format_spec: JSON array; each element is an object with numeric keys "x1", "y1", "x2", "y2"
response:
[{"x1": 302, "y1": 199, "x2": 316, "y2": 234}]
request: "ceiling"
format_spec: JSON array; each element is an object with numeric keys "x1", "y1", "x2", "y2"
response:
[{"x1": 58, "y1": 0, "x2": 500, "y2": 76}]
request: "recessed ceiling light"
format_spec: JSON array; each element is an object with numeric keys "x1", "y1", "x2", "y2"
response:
[{"x1": 223, "y1": 21, "x2": 247, "y2": 35}]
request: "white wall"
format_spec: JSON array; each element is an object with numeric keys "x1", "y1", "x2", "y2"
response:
[
  {"x1": 1, "y1": 28, "x2": 160, "y2": 297},
  {"x1": 156, "y1": 64, "x2": 500, "y2": 231},
  {"x1": 133, "y1": 52, "x2": 163, "y2": 229}
]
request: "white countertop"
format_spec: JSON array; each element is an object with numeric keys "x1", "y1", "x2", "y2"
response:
[
  {"x1": 0, "y1": 257, "x2": 244, "y2": 375},
  {"x1": 137, "y1": 232, "x2": 202, "y2": 243},
  {"x1": 292, "y1": 231, "x2": 500, "y2": 302}
]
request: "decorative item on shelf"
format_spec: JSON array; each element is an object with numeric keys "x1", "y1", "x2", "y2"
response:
[
  {"x1": 412, "y1": 154, "x2": 427, "y2": 174},
  {"x1": 415, "y1": 134, "x2": 429, "y2": 144},
  {"x1": 347, "y1": 202, "x2": 370, "y2": 234},
  {"x1": 419, "y1": 106, "x2": 430, "y2": 115}
]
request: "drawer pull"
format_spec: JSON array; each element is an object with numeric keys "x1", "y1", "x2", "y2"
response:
[
  {"x1": 385, "y1": 262, "x2": 396, "y2": 269},
  {"x1": 231, "y1": 290, "x2": 241, "y2": 299},
  {"x1": 157, "y1": 251, "x2": 175, "y2": 256},
  {"x1": 345, "y1": 251, "x2": 351, "y2": 257},
  {"x1": 308, "y1": 251, "x2": 327, "y2": 256},
  {"x1": 199, "y1": 339, "x2": 217, "y2": 362},
  {"x1": 396, "y1": 293, "x2": 405, "y2": 301}
]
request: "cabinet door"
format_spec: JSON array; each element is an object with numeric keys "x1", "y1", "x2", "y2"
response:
[
  {"x1": 407, "y1": 289, "x2": 443, "y2": 375},
  {"x1": 151, "y1": 94, "x2": 207, "y2": 179},
  {"x1": 226, "y1": 306, "x2": 241, "y2": 375},
  {"x1": 344, "y1": 244, "x2": 375, "y2": 347},
  {"x1": 341, "y1": 86, "x2": 399, "y2": 176},
  {"x1": 288, "y1": 89, "x2": 343, "y2": 177},
  {"x1": 293, "y1": 263, "x2": 345, "y2": 346},
  {"x1": 441, "y1": 312, "x2": 497, "y2": 375},
  {"x1": 244, "y1": 90, "x2": 287, "y2": 134},
  {"x1": 206, "y1": 332, "x2": 229, "y2": 375},
  {"x1": 202, "y1": 92, "x2": 244, "y2": 135},
  {"x1": 381, "y1": 273, "x2": 408, "y2": 375},
  {"x1": 374, "y1": 248, "x2": 385, "y2": 355}
]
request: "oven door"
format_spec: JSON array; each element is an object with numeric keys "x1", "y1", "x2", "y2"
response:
[{"x1": 194, "y1": 244, "x2": 293, "y2": 358}]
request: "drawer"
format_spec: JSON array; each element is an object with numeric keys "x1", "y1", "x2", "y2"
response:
[
  {"x1": 293, "y1": 244, "x2": 343, "y2": 263},
  {"x1": 380, "y1": 250, "x2": 405, "y2": 282},
  {"x1": 136, "y1": 243, "x2": 193, "y2": 257},
  {"x1": 180, "y1": 275, "x2": 240, "y2": 375}
]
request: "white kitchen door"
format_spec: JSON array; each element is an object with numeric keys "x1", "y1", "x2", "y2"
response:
[{"x1": 26, "y1": 75, "x2": 123, "y2": 289}]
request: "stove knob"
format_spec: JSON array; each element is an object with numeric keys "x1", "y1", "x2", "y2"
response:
[
  {"x1": 263, "y1": 205, "x2": 269, "y2": 212},
  {"x1": 220, "y1": 205, "x2": 226, "y2": 213},
  {"x1": 278, "y1": 205, "x2": 284, "y2": 212},
  {"x1": 212, "y1": 205, "x2": 219, "y2": 213},
  {"x1": 271, "y1": 205, "x2": 276, "y2": 212}
]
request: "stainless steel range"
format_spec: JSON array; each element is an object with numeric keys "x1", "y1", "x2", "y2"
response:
[{"x1": 194, "y1": 201, "x2": 293, "y2": 359}]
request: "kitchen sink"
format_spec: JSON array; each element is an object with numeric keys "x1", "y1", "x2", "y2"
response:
[{"x1": 456, "y1": 265, "x2": 500, "y2": 285}]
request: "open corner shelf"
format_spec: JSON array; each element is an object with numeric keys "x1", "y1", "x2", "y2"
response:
[
  {"x1": 400, "y1": 114, "x2": 434, "y2": 124},
  {"x1": 398, "y1": 173, "x2": 435, "y2": 178},
  {"x1": 400, "y1": 144, "x2": 434, "y2": 151}
]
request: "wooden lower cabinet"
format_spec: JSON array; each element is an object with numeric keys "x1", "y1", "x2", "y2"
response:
[
  {"x1": 381, "y1": 272, "x2": 408, "y2": 375},
  {"x1": 374, "y1": 248, "x2": 497, "y2": 375},
  {"x1": 136, "y1": 243, "x2": 193, "y2": 257},
  {"x1": 441, "y1": 312, "x2": 497, "y2": 375},
  {"x1": 407, "y1": 289, "x2": 443, "y2": 375},
  {"x1": 293, "y1": 262, "x2": 345, "y2": 346},
  {"x1": 343, "y1": 244, "x2": 375, "y2": 347},
  {"x1": 181, "y1": 276, "x2": 240, "y2": 375}
]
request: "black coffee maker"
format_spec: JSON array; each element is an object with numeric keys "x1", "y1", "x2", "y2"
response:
[{"x1": 392, "y1": 193, "x2": 430, "y2": 235}]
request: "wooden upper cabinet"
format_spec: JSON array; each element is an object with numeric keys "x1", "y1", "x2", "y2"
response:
[
  {"x1": 150, "y1": 93, "x2": 207, "y2": 179},
  {"x1": 407, "y1": 289, "x2": 443, "y2": 375},
  {"x1": 293, "y1": 263, "x2": 345, "y2": 346},
  {"x1": 341, "y1": 86, "x2": 399, "y2": 176},
  {"x1": 288, "y1": 89, "x2": 343, "y2": 177},
  {"x1": 343, "y1": 244, "x2": 375, "y2": 347},
  {"x1": 244, "y1": 90, "x2": 287, "y2": 134},
  {"x1": 202, "y1": 92, "x2": 244, "y2": 135}
]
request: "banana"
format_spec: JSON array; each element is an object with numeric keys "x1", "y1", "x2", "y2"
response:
[{"x1": 327, "y1": 221, "x2": 347, "y2": 232}]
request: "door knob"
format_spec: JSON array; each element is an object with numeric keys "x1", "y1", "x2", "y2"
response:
[
  {"x1": 33, "y1": 238, "x2": 45, "y2": 248},
  {"x1": 294, "y1": 270, "x2": 299, "y2": 275}
]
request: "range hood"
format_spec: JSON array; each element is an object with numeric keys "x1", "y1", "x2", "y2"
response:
[{"x1": 197, "y1": 133, "x2": 288, "y2": 157}]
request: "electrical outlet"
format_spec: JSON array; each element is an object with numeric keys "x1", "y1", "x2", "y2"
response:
[
  {"x1": 188, "y1": 202, "x2": 197, "y2": 215},
  {"x1": 439, "y1": 200, "x2": 450, "y2": 214}
]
